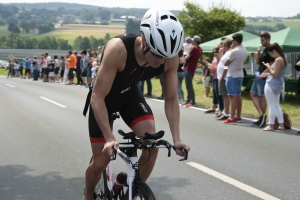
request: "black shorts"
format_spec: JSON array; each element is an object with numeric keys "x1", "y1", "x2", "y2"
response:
[
  {"x1": 43, "y1": 68, "x2": 49, "y2": 75},
  {"x1": 60, "y1": 69, "x2": 64, "y2": 78},
  {"x1": 54, "y1": 67, "x2": 59, "y2": 74},
  {"x1": 88, "y1": 85, "x2": 154, "y2": 143}
]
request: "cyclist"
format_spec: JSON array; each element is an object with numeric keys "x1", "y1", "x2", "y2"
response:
[{"x1": 83, "y1": 8, "x2": 191, "y2": 200}]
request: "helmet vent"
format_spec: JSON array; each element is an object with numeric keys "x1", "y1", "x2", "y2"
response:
[
  {"x1": 150, "y1": 34, "x2": 156, "y2": 49},
  {"x1": 170, "y1": 16, "x2": 177, "y2": 21},
  {"x1": 170, "y1": 35, "x2": 177, "y2": 54},
  {"x1": 157, "y1": 49, "x2": 167, "y2": 57},
  {"x1": 175, "y1": 31, "x2": 183, "y2": 54},
  {"x1": 158, "y1": 29, "x2": 167, "y2": 52},
  {"x1": 161, "y1": 15, "x2": 168, "y2": 20},
  {"x1": 141, "y1": 24, "x2": 150, "y2": 29}
]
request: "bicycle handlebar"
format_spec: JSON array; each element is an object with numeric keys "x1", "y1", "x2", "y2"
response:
[{"x1": 111, "y1": 130, "x2": 188, "y2": 161}]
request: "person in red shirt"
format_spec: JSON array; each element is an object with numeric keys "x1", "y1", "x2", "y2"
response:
[{"x1": 182, "y1": 35, "x2": 203, "y2": 107}]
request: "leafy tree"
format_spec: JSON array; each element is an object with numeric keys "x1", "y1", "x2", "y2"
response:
[
  {"x1": 113, "y1": 12, "x2": 121, "y2": 19},
  {"x1": 81, "y1": 37, "x2": 91, "y2": 50},
  {"x1": 126, "y1": 19, "x2": 140, "y2": 35},
  {"x1": 8, "y1": 23, "x2": 21, "y2": 34},
  {"x1": 81, "y1": 9, "x2": 96, "y2": 21},
  {"x1": 57, "y1": 39, "x2": 70, "y2": 50},
  {"x1": 6, "y1": 16, "x2": 19, "y2": 25},
  {"x1": 98, "y1": 9, "x2": 111, "y2": 21},
  {"x1": 73, "y1": 36, "x2": 83, "y2": 50},
  {"x1": 19, "y1": 20, "x2": 29, "y2": 33},
  {"x1": 57, "y1": 7, "x2": 66, "y2": 16},
  {"x1": 104, "y1": 33, "x2": 111, "y2": 44},
  {"x1": 177, "y1": 1, "x2": 245, "y2": 43},
  {"x1": 29, "y1": 20, "x2": 37, "y2": 30}
]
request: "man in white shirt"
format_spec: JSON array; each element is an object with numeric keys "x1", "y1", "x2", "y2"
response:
[
  {"x1": 223, "y1": 33, "x2": 248, "y2": 124},
  {"x1": 217, "y1": 38, "x2": 232, "y2": 120}
]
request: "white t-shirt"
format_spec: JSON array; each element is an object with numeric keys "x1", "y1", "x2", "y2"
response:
[
  {"x1": 46, "y1": 56, "x2": 51, "y2": 66},
  {"x1": 217, "y1": 51, "x2": 231, "y2": 80},
  {"x1": 183, "y1": 43, "x2": 193, "y2": 56},
  {"x1": 226, "y1": 45, "x2": 248, "y2": 78},
  {"x1": 91, "y1": 66, "x2": 98, "y2": 77}
]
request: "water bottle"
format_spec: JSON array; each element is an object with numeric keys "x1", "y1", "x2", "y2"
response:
[{"x1": 113, "y1": 172, "x2": 127, "y2": 196}]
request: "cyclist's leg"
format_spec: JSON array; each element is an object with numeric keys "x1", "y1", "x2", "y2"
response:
[
  {"x1": 84, "y1": 106, "x2": 111, "y2": 200},
  {"x1": 85, "y1": 142, "x2": 110, "y2": 200},
  {"x1": 120, "y1": 86, "x2": 159, "y2": 182},
  {"x1": 132, "y1": 120, "x2": 159, "y2": 182}
]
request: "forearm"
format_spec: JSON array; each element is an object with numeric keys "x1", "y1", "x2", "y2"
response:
[
  {"x1": 164, "y1": 98, "x2": 181, "y2": 144},
  {"x1": 220, "y1": 69, "x2": 228, "y2": 80},
  {"x1": 255, "y1": 53, "x2": 260, "y2": 65},
  {"x1": 90, "y1": 97, "x2": 116, "y2": 141}
]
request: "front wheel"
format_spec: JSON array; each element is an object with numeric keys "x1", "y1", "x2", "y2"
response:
[{"x1": 125, "y1": 180, "x2": 156, "y2": 200}]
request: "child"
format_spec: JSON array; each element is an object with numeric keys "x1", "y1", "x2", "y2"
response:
[
  {"x1": 203, "y1": 57, "x2": 211, "y2": 97},
  {"x1": 91, "y1": 61, "x2": 99, "y2": 86}
]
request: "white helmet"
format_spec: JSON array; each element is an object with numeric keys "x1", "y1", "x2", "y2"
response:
[{"x1": 140, "y1": 8, "x2": 184, "y2": 58}]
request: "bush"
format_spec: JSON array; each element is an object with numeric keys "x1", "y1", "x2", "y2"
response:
[{"x1": 0, "y1": 19, "x2": 5, "y2": 25}]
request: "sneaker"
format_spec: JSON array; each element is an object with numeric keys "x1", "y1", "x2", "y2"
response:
[
  {"x1": 235, "y1": 117, "x2": 242, "y2": 123},
  {"x1": 181, "y1": 101, "x2": 188, "y2": 106},
  {"x1": 251, "y1": 120, "x2": 260, "y2": 126},
  {"x1": 260, "y1": 114, "x2": 267, "y2": 127},
  {"x1": 216, "y1": 113, "x2": 223, "y2": 118},
  {"x1": 223, "y1": 118, "x2": 236, "y2": 124},
  {"x1": 218, "y1": 115, "x2": 229, "y2": 120},
  {"x1": 185, "y1": 102, "x2": 195, "y2": 107}
]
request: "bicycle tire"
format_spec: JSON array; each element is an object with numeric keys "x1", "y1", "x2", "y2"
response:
[{"x1": 125, "y1": 180, "x2": 156, "y2": 200}]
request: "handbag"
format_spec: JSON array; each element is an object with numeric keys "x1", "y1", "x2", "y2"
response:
[{"x1": 274, "y1": 112, "x2": 292, "y2": 129}]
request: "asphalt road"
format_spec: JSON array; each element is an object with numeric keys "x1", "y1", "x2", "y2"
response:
[{"x1": 1, "y1": 76, "x2": 300, "y2": 200}]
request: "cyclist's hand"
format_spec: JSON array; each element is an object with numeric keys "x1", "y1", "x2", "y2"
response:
[
  {"x1": 103, "y1": 140, "x2": 119, "y2": 157},
  {"x1": 174, "y1": 141, "x2": 190, "y2": 157}
]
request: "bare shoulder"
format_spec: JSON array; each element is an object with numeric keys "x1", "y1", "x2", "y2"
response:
[{"x1": 101, "y1": 38, "x2": 127, "y2": 71}]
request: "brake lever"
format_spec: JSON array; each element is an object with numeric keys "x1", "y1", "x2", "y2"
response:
[
  {"x1": 173, "y1": 147, "x2": 188, "y2": 161},
  {"x1": 111, "y1": 146, "x2": 117, "y2": 161},
  {"x1": 156, "y1": 140, "x2": 172, "y2": 157}
]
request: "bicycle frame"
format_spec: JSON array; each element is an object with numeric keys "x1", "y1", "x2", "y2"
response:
[{"x1": 105, "y1": 143, "x2": 137, "y2": 200}]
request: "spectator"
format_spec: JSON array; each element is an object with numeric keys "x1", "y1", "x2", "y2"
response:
[
  {"x1": 80, "y1": 50, "x2": 88, "y2": 86},
  {"x1": 177, "y1": 49, "x2": 185, "y2": 103},
  {"x1": 54, "y1": 55, "x2": 60, "y2": 82},
  {"x1": 183, "y1": 37, "x2": 193, "y2": 57},
  {"x1": 98, "y1": 46, "x2": 104, "y2": 62},
  {"x1": 217, "y1": 39, "x2": 232, "y2": 120},
  {"x1": 62, "y1": 55, "x2": 69, "y2": 84},
  {"x1": 19, "y1": 59, "x2": 24, "y2": 78},
  {"x1": 260, "y1": 43, "x2": 287, "y2": 131},
  {"x1": 48, "y1": 59, "x2": 55, "y2": 82},
  {"x1": 91, "y1": 61, "x2": 98, "y2": 79},
  {"x1": 250, "y1": 32, "x2": 275, "y2": 127},
  {"x1": 86, "y1": 57, "x2": 93, "y2": 88},
  {"x1": 32, "y1": 56, "x2": 39, "y2": 81},
  {"x1": 66, "y1": 51, "x2": 76, "y2": 85},
  {"x1": 40, "y1": 54, "x2": 45, "y2": 79},
  {"x1": 182, "y1": 35, "x2": 203, "y2": 107},
  {"x1": 294, "y1": 54, "x2": 300, "y2": 95},
  {"x1": 60, "y1": 56, "x2": 65, "y2": 83},
  {"x1": 223, "y1": 33, "x2": 248, "y2": 124},
  {"x1": 205, "y1": 46, "x2": 223, "y2": 116},
  {"x1": 139, "y1": 79, "x2": 152, "y2": 97},
  {"x1": 25, "y1": 57, "x2": 31, "y2": 79},
  {"x1": 202, "y1": 57, "x2": 211, "y2": 97},
  {"x1": 6, "y1": 61, "x2": 14, "y2": 78},
  {"x1": 75, "y1": 51, "x2": 83, "y2": 85},
  {"x1": 45, "y1": 52, "x2": 51, "y2": 67},
  {"x1": 14, "y1": 59, "x2": 19, "y2": 77}
]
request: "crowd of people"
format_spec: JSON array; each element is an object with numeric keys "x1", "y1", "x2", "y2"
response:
[
  {"x1": 178, "y1": 32, "x2": 288, "y2": 131},
  {"x1": 5, "y1": 47, "x2": 104, "y2": 87}
]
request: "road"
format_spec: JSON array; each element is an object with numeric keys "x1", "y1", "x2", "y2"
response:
[{"x1": 1, "y1": 76, "x2": 300, "y2": 200}]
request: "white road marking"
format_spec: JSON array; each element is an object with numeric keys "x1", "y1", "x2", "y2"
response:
[
  {"x1": 40, "y1": 96, "x2": 67, "y2": 108},
  {"x1": 5, "y1": 84, "x2": 15, "y2": 88},
  {"x1": 187, "y1": 162, "x2": 280, "y2": 200}
]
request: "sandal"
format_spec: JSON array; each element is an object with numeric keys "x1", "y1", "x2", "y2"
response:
[
  {"x1": 205, "y1": 109, "x2": 215, "y2": 113},
  {"x1": 263, "y1": 126, "x2": 274, "y2": 131},
  {"x1": 276, "y1": 127, "x2": 285, "y2": 131}
]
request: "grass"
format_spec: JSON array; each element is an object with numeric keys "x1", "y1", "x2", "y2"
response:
[
  {"x1": 246, "y1": 20, "x2": 300, "y2": 29},
  {"x1": 0, "y1": 69, "x2": 299, "y2": 126}
]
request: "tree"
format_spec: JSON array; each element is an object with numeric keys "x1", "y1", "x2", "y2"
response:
[
  {"x1": 0, "y1": 19, "x2": 5, "y2": 25},
  {"x1": 8, "y1": 23, "x2": 21, "y2": 34},
  {"x1": 113, "y1": 11, "x2": 121, "y2": 19},
  {"x1": 104, "y1": 33, "x2": 111, "y2": 44},
  {"x1": 28, "y1": 20, "x2": 37, "y2": 30},
  {"x1": 98, "y1": 9, "x2": 111, "y2": 21},
  {"x1": 19, "y1": 20, "x2": 29, "y2": 33},
  {"x1": 6, "y1": 16, "x2": 18, "y2": 25},
  {"x1": 73, "y1": 36, "x2": 83, "y2": 50},
  {"x1": 57, "y1": 39, "x2": 70, "y2": 50},
  {"x1": 177, "y1": 1, "x2": 245, "y2": 43},
  {"x1": 126, "y1": 19, "x2": 140, "y2": 35}
]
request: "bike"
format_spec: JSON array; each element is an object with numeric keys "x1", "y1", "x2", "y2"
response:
[{"x1": 88, "y1": 124, "x2": 188, "y2": 200}]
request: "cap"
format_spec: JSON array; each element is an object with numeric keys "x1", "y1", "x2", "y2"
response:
[
  {"x1": 185, "y1": 37, "x2": 192, "y2": 43},
  {"x1": 192, "y1": 35, "x2": 201, "y2": 42}
]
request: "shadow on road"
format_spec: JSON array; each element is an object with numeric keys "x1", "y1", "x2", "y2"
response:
[{"x1": 0, "y1": 165, "x2": 84, "y2": 200}]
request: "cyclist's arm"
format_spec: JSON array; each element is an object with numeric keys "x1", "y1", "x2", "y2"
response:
[
  {"x1": 90, "y1": 38, "x2": 126, "y2": 142},
  {"x1": 163, "y1": 55, "x2": 181, "y2": 143}
]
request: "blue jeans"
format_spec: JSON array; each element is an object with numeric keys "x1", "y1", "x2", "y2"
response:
[
  {"x1": 33, "y1": 69, "x2": 39, "y2": 80},
  {"x1": 139, "y1": 79, "x2": 152, "y2": 96},
  {"x1": 213, "y1": 79, "x2": 224, "y2": 111},
  {"x1": 185, "y1": 71, "x2": 195, "y2": 104},
  {"x1": 177, "y1": 72, "x2": 185, "y2": 99}
]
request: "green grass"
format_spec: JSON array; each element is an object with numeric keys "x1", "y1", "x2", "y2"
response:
[{"x1": 246, "y1": 20, "x2": 300, "y2": 29}]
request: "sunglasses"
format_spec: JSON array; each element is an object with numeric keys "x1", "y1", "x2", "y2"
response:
[{"x1": 150, "y1": 50, "x2": 166, "y2": 59}]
